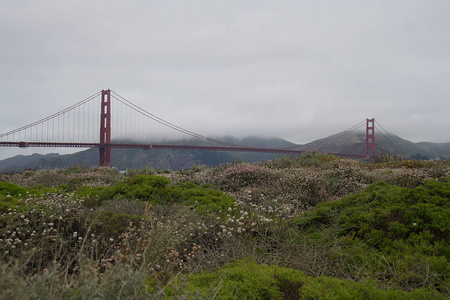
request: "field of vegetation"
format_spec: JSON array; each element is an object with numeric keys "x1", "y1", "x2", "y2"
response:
[{"x1": 0, "y1": 153, "x2": 449, "y2": 299}]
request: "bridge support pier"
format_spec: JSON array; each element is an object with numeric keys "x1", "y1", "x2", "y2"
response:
[
  {"x1": 366, "y1": 118, "x2": 375, "y2": 158},
  {"x1": 99, "y1": 89, "x2": 111, "y2": 167}
]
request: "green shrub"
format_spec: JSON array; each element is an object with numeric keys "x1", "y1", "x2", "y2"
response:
[
  {"x1": 182, "y1": 259, "x2": 302, "y2": 299},
  {"x1": 298, "y1": 180, "x2": 450, "y2": 248},
  {"x1": 125, "y1": 167, "x2": 157, "y2": 177},
  {"x1": 0, "y1": 181, "x2": 26, "y2": 196},
  {"x1": 98, "y1": 175, "x2": 171, "y2": 202},
  {"x1": 182, "y1": 259, "x2": 446, "y2": 299},
  {"x1": 75, "y1": 186, "x2": 105, "y2": 208},
  {"x1": 0, "y1": 182, "x2": 58, "y2": 213},
  {"x1": 98, "y1": 175, "x2": 234, "y2": 215},
  {"x1": 293, "y1": 180, "x2": 450, "y2": 294},
  {"x1": 166, "y1": 182, "x2": 235, "y2": 215},
  {"x1": 92, "y1": 211, "x2": 141, "y2": 237}
]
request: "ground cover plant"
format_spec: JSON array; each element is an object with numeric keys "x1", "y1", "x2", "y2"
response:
[{"x1": 0, "y1": 154, "x2": 449, "y2": 299}]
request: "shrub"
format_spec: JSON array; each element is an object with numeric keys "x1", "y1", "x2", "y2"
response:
[
  {"x1": 0, "y1": 262, "x2": 159, "y2": 300},
  {"x1": 182, "y1": 259, "x2": 446, "y2": 299},
  {"x1": 125, "y1": 167, "x2": 157, "y2": 177},
  {"x1": 31, "y1": 171, "x2": 69, "y2": 187},
  {"x1": 98, "y1": 175, "x2": 235, "y2": 215},
  {"x1": 0, "y1": 192, "x2": 94, "y2": 275},
  {"x1": 166, "y1": 182, "x2": 235, "y2": 215},
  {"x1": 98, "y1": 175, "x2": 171, "y2": 202},
  {"x1": 293, "y1": 180, "x2": 450, "y2": 294},
  {"x1": 92, "y1": 211, "x2": 141, "y2": 238},
  {"x1": 217, "y1": 164, "x2": 275, "y2": 191}
]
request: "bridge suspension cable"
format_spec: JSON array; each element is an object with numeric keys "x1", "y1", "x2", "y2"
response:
[
  {"x1": 374, "y1": 120, "x2": 404, "y2": 154},
  {"x1": 0, "y1": 89, "x2": 374, "y2": 166},
  {"x1": 292, "y1": 119, "x2": 366, "y2": 150},
  {"x1": 110, "y1": 91, "x2": 239, "y2": 147},
  {"x1": 0, "y1": 91, "x2": 101, "y2": 142}
]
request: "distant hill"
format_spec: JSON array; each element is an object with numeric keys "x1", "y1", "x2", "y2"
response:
[
  {"x1": 0, "y1": 134, "x2": 448, "y2": 172},
  {"x1": 303, "y1": 131, "x2": 449, "y2": 160},
  {"x1": 417, "y1": 142, "x2": 450, "y2": 160}
]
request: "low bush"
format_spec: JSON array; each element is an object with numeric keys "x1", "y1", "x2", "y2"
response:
[
  {"x1": 217, "y1": 163, "x2": 276, "y2": 191},
  {"x1": 182, "y1": 259, "x2": 445, "y2": 299},
  {"x1": 30, "y1": 171, "x2": 69, "y2": 187},
  {"x1": 98, "y1": 175, "x2": 235, "y2": 215},
  {"x1": 98, "y1": 175, "x2": 171, "y2": 202},
  {"x1": 293, "y1": 180, "x2": 450, "y2": 294}
]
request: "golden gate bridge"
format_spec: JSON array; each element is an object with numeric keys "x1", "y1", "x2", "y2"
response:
[{"x1": 0, "y1": 89, "x2": 377, "y2": 167}]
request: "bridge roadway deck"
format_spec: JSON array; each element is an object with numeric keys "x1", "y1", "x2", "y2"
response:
[{"x1": 0, "y1": 142, "x2": 366, "y2": 159}]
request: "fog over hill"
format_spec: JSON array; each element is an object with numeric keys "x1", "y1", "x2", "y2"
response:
[
  {"x1": 304, "y1": 131, "x2": 450, "y2": 160},
  {"x1": 0, "y1": 134, "x2": 449, "y2": 172}
]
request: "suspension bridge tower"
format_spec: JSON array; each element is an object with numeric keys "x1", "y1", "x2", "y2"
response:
[
  {"x1": 366, "y1": 118, "x2": 375, "y2": 158},
  {"x1": 99, "y1": 89, "x2": 111, "y2": 167}
]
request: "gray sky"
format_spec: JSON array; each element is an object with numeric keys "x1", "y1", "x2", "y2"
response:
[{"x1": 1, "y1": 1, "x2": 449, "y2": 160}]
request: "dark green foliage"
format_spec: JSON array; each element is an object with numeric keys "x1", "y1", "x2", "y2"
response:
[
  {"x1": 300, "y1": 180, "x2": 450, "y2": 254},
  {"x1": 293, "y1": 180, "x2": 450, "y2": 294},
  {"x1": 75, "y1": 186, "x2": 105, "y2": 208},
  {"x1": 166, "y1": 182, "x2": 235, "y2": 215},
  {"x1": 97, "y1": 175, "x2": 235, "y2": 215},
  {"x1": 0, "y1": 181, "x2": 26, "y2": 196},
  {"x1": 184, "y1": 259, "x2": 445, "y2": 299},
  {"x1": 0, "y1": 181, "x2": 27, "y2": 213},
  {"x1": 92, "y1": 211, "x2": 141, "y2": 237},
  {"x1": 0, "y1": 181, "x2": 58, "y2": 213},
  {"x1": 98, "y1": 175, "x2": 171, "y2": 202}
]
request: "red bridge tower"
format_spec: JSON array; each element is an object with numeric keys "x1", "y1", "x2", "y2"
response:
[
  {"x1": 366, "y1": 118, "x2": 375, "y2": 158},
  {"x1": 99, "y1": 89, "x2": 111, "y2": 167}
]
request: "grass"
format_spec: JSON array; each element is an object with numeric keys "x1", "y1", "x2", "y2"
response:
[{"x1": 0, "y1": 154, "x2": 449, "y2": 299}]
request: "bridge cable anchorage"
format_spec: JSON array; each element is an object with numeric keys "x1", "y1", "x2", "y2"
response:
[
  {"x1": 374, "y1": 120, "x2": 404, "y2": 154},
  {"x1": 110, "y1": 91, "x2": 242, "y2": 147},
  {"x1": 0, "y1": 91, "x2": 101, "y2": 140}
]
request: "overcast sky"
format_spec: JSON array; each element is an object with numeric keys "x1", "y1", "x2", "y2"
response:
[{"x1": 1, "y1": 1, "x2": 449, "y2": 160}]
